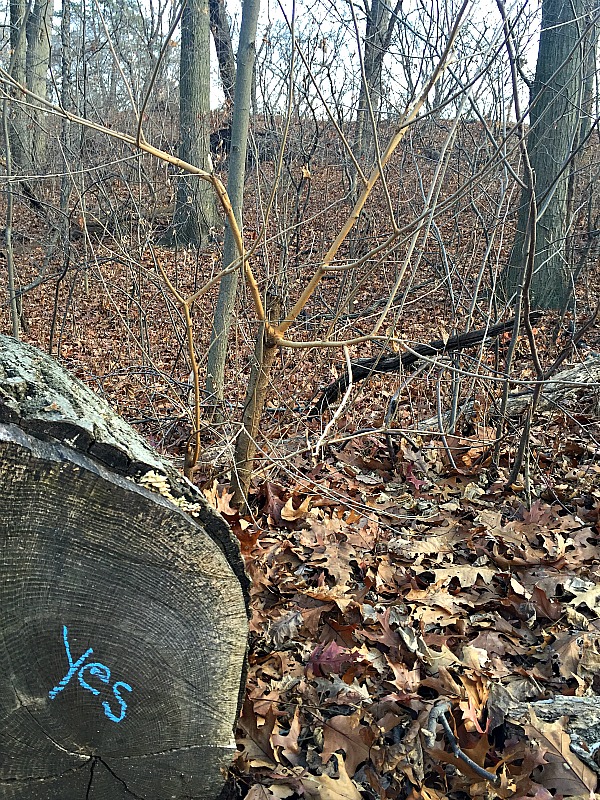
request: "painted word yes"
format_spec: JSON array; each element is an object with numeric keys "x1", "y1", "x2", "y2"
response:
[{"x1": 48, "y1": 626, "x2": 132, "y2": 723}]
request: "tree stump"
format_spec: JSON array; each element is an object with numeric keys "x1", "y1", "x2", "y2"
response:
[{"x1": 0, "y1": 336, "x2": 249, "y2": 799}]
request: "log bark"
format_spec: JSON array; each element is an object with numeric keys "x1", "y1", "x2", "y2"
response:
[
  {"x1": 0, "y1": 336, "x2": 248, "y2": 800},
  {"x1": 417, "y1": 354, "x2": 600, "y2": 432},
  {"x1": 489, "y1": 688, "x2": 600, "y2": 776}
]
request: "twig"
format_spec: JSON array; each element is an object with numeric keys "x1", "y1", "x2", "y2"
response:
[
  {"x1": 436, "y1": 373, "x2": 457, "y2": 470},
  {"x1": 424, "y1": 702, "x2": 500, "y2": 787},
  {"x1": 313, "y1": 346, "x2": 353, "y2": 457}
]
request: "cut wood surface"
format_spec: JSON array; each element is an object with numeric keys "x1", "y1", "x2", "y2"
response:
[
  {"x1": 0, "y1": 334, "x2": 248, "y2": 594},
  {"x1": 0, "y1": 337, "x2": 249, "y2": 800}
]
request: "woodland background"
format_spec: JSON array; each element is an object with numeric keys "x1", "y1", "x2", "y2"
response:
[{"x1": 1, "y1": 0, "x2": 600, "y2": 797}]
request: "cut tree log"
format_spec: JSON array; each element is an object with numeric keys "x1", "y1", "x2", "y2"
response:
[
  {"x1": 489, "y1": 688, "x2": 600, "y2": 778},
  {"x1": 0, "y1": 336, "x2": 249, "y2": 800}
]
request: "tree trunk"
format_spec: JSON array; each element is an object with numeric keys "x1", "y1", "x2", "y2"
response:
[
  {"x1": 578, "y1": 4, "x2": 599, "y2": 143},
  {"x1": 59, "y1": 0, "x2": 73, "y2": 221},
  {"x1": 0, "y1": 335, "x2": 248, "y2": 800},
  {"x1": 504, "y1": 0, "x2": 586, "y2": 309},
  {"x1": 209, "y1": 0, "x2": 236, "y2": 105},
  {"x1": 232, "y1": 298, "x2": 281, "y2": 509},
  {"x1": 355, "y1": 0, "x2": 400, "y2": 160},
  {"x1": 171, "y1": 0, "x2": 218, "y2": 245},
  {"x1": 8, "y1": 0, "x2": 29, "y2": 171},
  {"x1": 26, "y1": 0, "x2": 53, "y2": 168},
  {"x1": 205, "y1": 0, "x2": 261, "y2": 412}
]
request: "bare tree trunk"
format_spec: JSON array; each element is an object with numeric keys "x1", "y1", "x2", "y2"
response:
[
  {"x1": 579, "y1": 4, "x2": 599, "y2": 143},
  {"x1": 170, "y1": 0, "x2": 218, "y2": 245},
  {"x1": 26, "y1": 0, "x2": 53, "y2": 168},
  {"x1": 504, "y1": 0, "x2": 586, "y2": 309},
  {"x1": 8, "y1": 0, "x2": 29, "y2": 172},
  {"x1": 355, "y1": 0, "x2": 400, "y2": 159},
  {"x1": 205, "y1": 0, "x2": 261, "y2": 411},
  {"x1": 231, "y1": 297, "x2": 280, "y2": 509},
  {"x1": 59, "y1": 0, "x2": 72, "y2": 218},
  {"x1": 209, "y1": 0, "x2": 236, "y2": 105}
]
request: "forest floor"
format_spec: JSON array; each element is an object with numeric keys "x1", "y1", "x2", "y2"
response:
[{"x1": 3, "y1": 127, "x2": 600, "y2": 799}]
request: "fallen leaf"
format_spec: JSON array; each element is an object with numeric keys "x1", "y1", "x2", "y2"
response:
[
  {"x1": 306, "y1": 641, "x2": 361, "y2": 677},
  {"x1": 524, "y1": 709, "x2": 596, "y2": 795},
  {"x1": 281, "y1": 495, "x2": 312, "y2": 520},
  {"x1": 272, "y1": 706, "x2": 302, "y2": 765},
  {"x1": 237, "y1": 700, "x2": 278, "y2": 769},
  {"x1": 301, "y1": 753, "x2": 362, "y2": 799},
  {"x1": 321, "y1": 711, "x2": 377, "y2": 775}
]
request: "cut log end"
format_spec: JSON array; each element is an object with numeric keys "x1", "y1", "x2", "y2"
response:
[{"x1": 0, "y1": 423, "x2": 247, "y2": 799}]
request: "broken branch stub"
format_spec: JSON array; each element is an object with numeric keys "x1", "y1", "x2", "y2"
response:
[{"x1": 0, "y1": 336, "x2": 248, "y2": 800}]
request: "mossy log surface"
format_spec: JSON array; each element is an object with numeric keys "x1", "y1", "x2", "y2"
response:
[{"x1": 0, "y1": 337, "x2": 248, "y2": 800}]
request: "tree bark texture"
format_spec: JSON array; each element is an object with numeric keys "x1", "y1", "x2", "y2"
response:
[
  {"x1": 505, "y1": 0, "x2": 586, "y2": 309},
  {"x1": 26, "y1": 0, "x2": 53, "y2": 167},
  {"x1": 355, "y1": 0, "x2": 400, "y2": 160},
  {"x1": 0, "y1": 336, "x2": 248, "y2": 800},
  {"x1": 232, "y1": 311, "x2": 280, "y2": 509},
  {"x1": 8, "y1": 0, "x2": 29, "y2": 171},
  {"x1": 8, "y1": 0, "x2": 53, "y2": 171},
  {"x1": 209, "y1": 0, "x2": 236, "y2": 105},
  {"x1": 206, "y1": 0, "x2": 261, "y2": 409},
  {"x1": 172, "y1": 0, "x2": 218, "y2": 245}
]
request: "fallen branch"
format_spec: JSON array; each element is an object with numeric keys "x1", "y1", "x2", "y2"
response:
[
  {"x1": 423, "y1": 701, "x2": 500, "y2": 786},
  {"x1": 311, "y1": 313, "x2": 542, "y2": 416}
]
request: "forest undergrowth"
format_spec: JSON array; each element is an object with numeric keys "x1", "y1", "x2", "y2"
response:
[{"x1": 2, "y1": 123, "x2": 600, "y2": 799}]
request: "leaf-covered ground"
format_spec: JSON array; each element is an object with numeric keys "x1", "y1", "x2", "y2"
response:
[
  {"x1": 206, "y1": 399, "x2": 599, "y2": 799},
  {"x1": 2, "y1": 121, "x2": 600, "y2": 799}
]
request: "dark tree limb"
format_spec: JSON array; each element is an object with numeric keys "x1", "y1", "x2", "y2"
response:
[
  {"x1": 310, "y1": 313, "x2": 542, "y2": 416},
  {"x1": 423, "y1": 702, "x2": 500, "y2": 786}
]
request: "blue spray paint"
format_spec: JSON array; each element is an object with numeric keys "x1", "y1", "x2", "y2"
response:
[
  {"x1": 48, "y1": 626, "x2": 133, "y2": 723},
  {"x1": 78, "y1": 662, "x2": 111, "y2": 695},
  {"x1": 102, "y1": 681, "x2": 133, "y2": 723},
  {"x1": 48, "y1": 626, "x2": 93, "y2": 700}
]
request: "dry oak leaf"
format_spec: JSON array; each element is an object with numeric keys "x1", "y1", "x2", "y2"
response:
[
  {"x1": 237, "y1": 700, "x2": 278, "y2": 769},
  {"x1": 281, "y1": 495, "x2": 312, "y2": 521},
  {"x1": 306, "y1": 640, "x2": 361, "y2": 677},
  {"x1": 301, "y1": 753, "x2": 363, "y2": 800},
  {"x1": 432, "y1": 566, "x2": 496, "y2": 586},
  {"x1": 245, "y1": 787, "x2": 294, "y2": 800},
  {"x1": 568, "y1": 583, "x2": 600, "y2": 614},
  {"x1": 321, "y1": 710, "x2": 377, "y2": 776},
  {"x1": 406, "y1": 788, "x2": 447, "y2": 800},
  {"x1": 272, "y1": 706, "x2": 302, "y2": 766},
  {"x1": 245, "y1": 787, "x2": 274, "y2": 800},
  {"x1": 269, "y1": 610, "x2": 303, "y2": 648},
  {"x1": 523, "y1": 708, "x2": 596, "y2": 796},
  {"x1": 301, "y1": 585, "x2": 355, "y2": 613}
]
